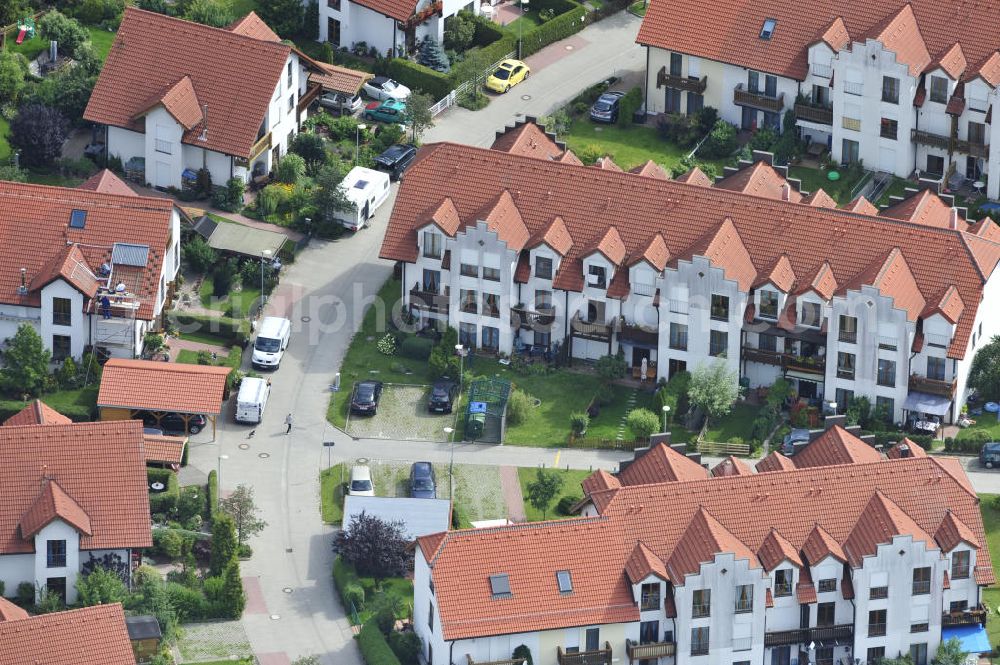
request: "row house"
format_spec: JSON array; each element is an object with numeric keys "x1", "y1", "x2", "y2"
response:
[
  {"x1": 637, "y1": 0, "x2": 1000, "y2": 200},
  {"x1": 414, "y1": 431, "x2": 991, "y2": 665},
  {"x1": 379, "y1": 132, "x2": 1000, "y2": 423},
  {"x1": 0, "y1": 419, "x2": 151, "y2": 605},
  {"x1": 85, "y1": 9, "x2": 349, "y2": 190},
  {"x1": 0, "y1": 173, "x2": 181, "y2": 360}
]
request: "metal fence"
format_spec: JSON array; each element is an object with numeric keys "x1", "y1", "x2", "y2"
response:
[{"x1": 429, "y1": 51, "x2": 516, "y2": 117}]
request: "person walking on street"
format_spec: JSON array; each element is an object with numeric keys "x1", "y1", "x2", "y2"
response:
[{"x1": 285, "y1": 413, "x2": 293, "y2": 434}]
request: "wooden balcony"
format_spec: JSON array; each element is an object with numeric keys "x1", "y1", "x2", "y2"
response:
[
  {"x1": 409, "y1": 286, "x2": 449, "y2": 315},
  {"x1": 795, "y1": 102, "x2": 833, "y2": 125},
  {"x1": 511, "y1": 305, "x2": 556, "y2": 331},
  {"x1": 557, "y1": 642, "x2": 612, "y2": 665},
  {"x1": 466, "y1": 656, "x2": 525, "y2": 665},
  {"x1": 908, "y1": 373, "x2": 956, "y2": 398},
  {"x1": 912, "y1": 129, "x2": 950, "y2": 150},
  {"x1": 783, "y1": 354, "x2": 825, "y2": 376},
  {"x1": 744, "y1": 347, "x2": 783, "y2": 366},
  {"x1": 956, "y1": 138, "x2": 990, "y2": 158},
  {"x1": 618, "y1": 320, "x2": 658, "y2": 346},
  {"x1": 734, "y1": 84, "x2": 784, "y2": 112},
  {"x1": 942, "y1": 604, "x2": 988, "y2": 627},
  {"x1": 298, "y1": 83, "x2": 322, "y2": 113},
  {"x1": 764, "y1": 624, "x2": 853, "y2": 648},
  {"x1": 570, "y1": 313, "x2": 613, "y2": 342},
  {"x1": 626, "y1": 639, "x2": 675, "y2": 662},
  {"x1": 249, "y1": 131, "x2": 272, "y2": 161},
  {"x1": 656, "y1": 67, "x2": 707, "y2": 94}
]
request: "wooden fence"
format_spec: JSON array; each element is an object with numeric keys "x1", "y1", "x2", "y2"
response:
[{"x1": 693, "y1": 440, "x2": 751, "y2": 456}]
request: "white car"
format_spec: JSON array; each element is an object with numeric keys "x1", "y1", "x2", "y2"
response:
[
  {"x1": 363, "y1": 76, "x2": 411, "y2": 102},
  {"x1": 348, "y1": 465, "x2": 375, "y2": 496}
]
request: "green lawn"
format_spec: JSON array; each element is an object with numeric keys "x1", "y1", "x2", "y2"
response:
[
  {"x1": 585, "y1": 388, "x2": 656, "y2": 440},
  {"x1": 23, "y1": 171, "x2": 86, "y2": 187},
  {"x1": 320, "y1": 464, "x2": 347, "y2": 523},
  {"x1": 517, "y1": 467, "x2": 592, "y2": 521},
  {"x1": 5, "y1": 25, "x2": 116, "y2": 61},
  {"x1": 86, "y1": 26, "x2": 115, "y2": 61},
  {"x1": 503, "y1": 10, "x2": 543, "y2": 34},
  {"x1": 627, "y1": 0, "x2": 647, "y2": 15},
  {"x1": 978, "y1": 494, "x2": 1000, "y2": 645},
  {"x1": 198, "y1": 274, "x2": 262, "y2": 319},
  {"x1": 561, "y1": 119, "x2": 685, "y2": 172},
  {"x1": 958, "y1": 412, "x2": 1000, "y2": 442},
  {"x1": 0, "y1": 116, "x2": 9, "y2": 163},
  {"x1": 703, "y1": 402, "x2": 760, "y2": 443},
  {"x1": 788, "y1": 166, "x2": 865, "y2": 204},
  {"x1": 175, "y1": 346, "x2": 241, "y2": 368}
]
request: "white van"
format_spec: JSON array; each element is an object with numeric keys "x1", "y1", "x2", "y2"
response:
[
  {"x1": 235, "y1": 377, "x2": 270, "y2": 424},
  {"x1": 252, "y1": 316, "x2": 291, "y2": 369},
  {"x1": 335, "y1": 166, "x2": 391, "y2": 231}
]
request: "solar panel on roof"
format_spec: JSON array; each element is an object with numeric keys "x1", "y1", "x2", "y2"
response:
[
  {"x1": 69, "y1": 209, "x2": 87, "y2": 228},
  {"x1": 112, "y1": 243, "x2": 150, "y2": 267}
]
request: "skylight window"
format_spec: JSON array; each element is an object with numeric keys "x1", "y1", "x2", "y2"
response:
[
  {"x1": 760, "y1": 18, "x2": 777, "y2": 40},
  {"x1": 556, "y1": 570, "x2": 573, "y2": 593},
  {"x1": 489, "y1": 574, "x2": 512, "y2": 599},
  {"x1": 354, "y1": 180, "x2": 369, "y2": 189},
  {"x1": 69, "y1": 209, "x2": 87, "y2": 229}
]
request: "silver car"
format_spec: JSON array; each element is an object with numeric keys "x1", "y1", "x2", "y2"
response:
[
  {"x1": 363, "y1": 76, "x2": 411, "y2": 101},
  {"x1": 319, "y1": 91, "x2": 362, "y2": 115}
]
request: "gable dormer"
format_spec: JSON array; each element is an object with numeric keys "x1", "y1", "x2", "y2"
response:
[
  {"x1": 627, "y1": 234, "x2": 669, "y2": 299},
  {"x1": 753, "y1": 255, "x2": 795, "y2": 322},
  {"x1": 416, "y1": 197, "x2": 461, "y2": 260},
  {"x1": 583, "y1": 226, "x2": 625, "y2": 290},
  {"x1": 525, "y1": 215, "x2": 573, "y2": 282}
]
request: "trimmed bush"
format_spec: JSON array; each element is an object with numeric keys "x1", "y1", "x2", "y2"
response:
[
  {"x1": 626, "y1": 408, "x2": 660, "y2": 439},
  {"x1": 386, "y1": 59, "x2": 451, "y2": 99},
  {"x1": 506, "y1": 389, "x2": 533, "y2": 426},
  {"x1": 617, "y1": 86, "x2": 643, "y2": 126},
  {"x1": 207, "y1": 470, "x2": 218, "y2": 520},
  {"x1": 388, "y1": 631, "x2": 423, "y2": 665},
  {"x1": 358, "y1": 621, "x2": 402, "y2": 665},
  {"x1": 570, "y1": 411, "x2": 589, "y2": 434},
  {"x1": 556, "y1": 495, "x2": 581, "y2": 515},
  {"x1": 399, "y1": 336, "x2": 434, "y2": 360},
  {"x1": 148, "y1": 469, "x2": 179, "y2": 515}
]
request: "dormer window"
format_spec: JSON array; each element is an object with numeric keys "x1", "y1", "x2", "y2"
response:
[
  {"x1": 640, "y1": 582, "x2": 660, "y2": 610},
  {"x1": 800, "y1": 301, "x2": 821, "y2": 327},
  {"x1": 774, "y1": 569, "x2": 792, "y2": 596},
  {"x1": 929, "y1": 76, "x2": 948, "y2": 104},
  {"x1": 536, "y1": 256, "x2": 553, "y2": 280},
  {"x1": 489, "y1": 573, "x2": 512, "y2": 599},
  {"x1": 47, "y1": 539, "x2": 66, "y2": 567},
  {"x1": 952, "y1": 550, "x2": 970, "y2": 579},
  {"x1": 422, "y1": 231, "x2": 442, "y2": 259},
  {"x1": 759, "y1": 18, "x2": 776, "y2": 40},
  {"x1": 759, "y1": 291, "x2": 779, "y2": 319},
  {"x1": 588, "y1": 265, "x2": 607, "y2": 289}
]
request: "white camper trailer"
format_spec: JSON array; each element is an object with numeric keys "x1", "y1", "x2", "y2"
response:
[
  {"x1": 235, "y1": 377, "x2": 270, "y2": 424},
  {"x1": 335, "y1": 166, "x2": 391, "y2": 231}
]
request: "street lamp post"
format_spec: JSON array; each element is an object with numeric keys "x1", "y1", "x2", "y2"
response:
[
  {"x1": 217, "y1": 454, "x2": 229, "y2": 508},
  {"x1": 518, "y1": 0, "x2": 530, "y2": 59},
  {"x1": 443, "y1": 427, "x2": 455, "y2": 499},
  {"x1": 661, "y1": 405, "x2": 671, "y2": 433},
  {"x1": 455, "y1": 344, "x2": 465, "y2": 393},
  {"x1": 355, "y1": 123, "x2": 367, "y2": 164},
  {"x1": 260, "y1": 248, "x2": 272, "y2": 314}
]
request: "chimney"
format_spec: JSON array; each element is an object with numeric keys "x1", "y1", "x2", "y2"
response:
[
  {"x1": 824, "y1": 414, "x2": 847, "y2": 431},
  {"x1": 17, "y1": 268, "x2": 27, "y2": 295},
  {"x1": 949, "y1": 207, "x2": 959, "y2": 230},
  {"x1": 781, "y1": 182, "x2": 791, "y2": 201}
]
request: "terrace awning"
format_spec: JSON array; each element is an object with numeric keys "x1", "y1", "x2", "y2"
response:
[{"x1": 902, "y1": 391, "x2": 952, "y2": 416}]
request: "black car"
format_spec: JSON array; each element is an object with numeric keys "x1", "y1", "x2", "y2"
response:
[
  {"x1": 427, "y1": 380, "x2": 458, "y2": 413},
  {"x1": 351, "y1": 380, "x2": 384, "y2": 415},
  {"x1": 981, "y1": 442, "x2": 1000, "y2": 468},
  {"x1": 589, "y1": 91, "x2": 625, "y2": 123},
  {"x1": 374, "y1": 144, "x2": 417, "y2": 181},
  {"x1": 410, "y1": 461, "x2": 437, "y2": 498},
  {"x1": 140, "y1": 412, "x2": 207, "y2": 435}
]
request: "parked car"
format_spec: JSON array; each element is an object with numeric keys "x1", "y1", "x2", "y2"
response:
[
  {"x1": 781, "y1": 428, "x2": 811, "y2": 455},
  {"x1": 589, "y1": 91, "x2": 625, "y2": 123},
  {"x1": 409, "y1": 462, "x2": 437, "y2": 498},
  {"x1": 348, "y1": 465, "x2": 375, "y2": 496},
  {"x1": 363, "y1": 76, "x2": 411, "y2": 101},
  {"x1": 140, "y1": 412, "x2": 207, "y2": 435},
  {"x1": 319, "y1": 91, "x2": 363, "y2": 115},
  {"x1": 350, "y1": 380, "x2": 384, "y2": 415},
  {"x1": 363, "y1": 99, "x2": 406, "y2": 123},
  {"x1": 83, "y1": 142, "x2": 105, "y2": 159},
  {"x1": 980, "y1": 442, "x2": 1000, "y2": 468},
  {"x1": 374, "y1": 143, "x2": 417, "y2": 181},
  {"x1": 485, "y1": 59, "x2": 530, "y2": 93},
  {"x1": 427, "y1": 380, "x2": 459, "y2": 413}
]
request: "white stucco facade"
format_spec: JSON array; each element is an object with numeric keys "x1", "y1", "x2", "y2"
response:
[{"x1": 316, "y1": 0, "x2": 477, "y2": 56}]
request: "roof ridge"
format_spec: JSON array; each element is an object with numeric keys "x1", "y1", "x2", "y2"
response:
[
  {"x1": 125, "y1": 6, "x2": 291, "y2": 50},
  {"x1": 0, "y1": 180, "x2": 175, "y2": 208}
]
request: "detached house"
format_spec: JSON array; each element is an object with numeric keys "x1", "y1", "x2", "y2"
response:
[
  {"x1": 637, "y1": 0, "x2": 1000, "y2": 200},
  {"x1": 316, "y1": 0, "x2": 475, "y2": 56},
  {"x1": 0, "y1": 174, "x2": 181, "y2": 360},
  {"x1": 0, "y1": 420, "x2": 151, "y2": 605},
  {"x1": 414, "y1": 431, "x2": 993, "y2": 665},
  {"x1": 0, "y1": 600, "x2": 137, "y2": 665},
  {"x1": 86, "y1": 8, "x2": 313, "y2": 190},
  {"x1": 379, "y1": 130, "x2": 1000, "y2": 423}
]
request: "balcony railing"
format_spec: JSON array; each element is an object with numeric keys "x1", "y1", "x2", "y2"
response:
[
  {"x1": 795, "y1": 102, "x2": 833, "y2": 125},
  {"x1": 836, "y1": 368, "x2": 855, "y2": 380},
  {"x1": 811, "y1": 63, "x2": 832, "y2": 78},
  {"x1": 912, "y1": 580, "x2": 931, "y2": 595},
  {"x1": 571, "y1": 313, "x2": 613, "y2": 342},
  {"x1": 744, "y1": 347, "x2": 783, "y2": 366},
  {"x1": 868, "y1": 623, "x2": 887, "y2": 637},
  {"x1": 557, "y1": 643, "x2": 612, "y2": 665},
  {"x1": 956, "y1": 139, "x2": 989, "y2": 158},
  {"x1": 783, "y1": 354, "x2": 825, "y2": 375},
  {"x1": 942, "y1": 604, "x2": 988, "y2": 627},
  {"x1": 410, "y1": 287, "x2": 449, "y2": 315},
  {"x1": 656, "y1": 67, "x2": 708, "y2": 94},
  {"x1": 734, "y1": 84, "x2": 785, "y2": 112},
  {"x1": 692, "y1": 603, "x2": 711, "y2": 618},
  {"x1": 764, "y1": 624, "x2": 854, "y2": 647},
  {"x1": 869, "y1": 586, "x2": 888, "y2": 600},
  {"x1": 626, "y1": 639, "x2": 675, "y2": 662},
  {"x1": 619, "y1": 320, "x2": 658, "y2": 346},
  {"x1": 511, "y1": 305, "x2": 556, "y2": 331},
  {"x1": 911, "y1": 129, "x2": 950, "y2": 150},
  {"x1": 249, "y1": 131, "x2": 272, "y2": 161},
  {"x1": 908, "y1": 373, "x2": 956, "y2": 398},
  {"x1": 467, "y1": 657, "x2": 526, "y2": 665}
]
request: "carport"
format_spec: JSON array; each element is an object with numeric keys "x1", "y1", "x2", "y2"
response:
[
  {"x1": 192, "y1": 215, "x2": 287, "y2": 260},
  {"x1": 143, "y1": 433, "x2": 187, "y2": 469},
  {"x1": 97, "y1": 359, "x2": 231, "y2": 440},
  {"x1": 308, "y1": 62, "x2": 372, "y2": 100}
]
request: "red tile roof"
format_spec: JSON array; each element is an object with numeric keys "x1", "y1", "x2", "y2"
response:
[
  {"x1": 796, "y1": 566, "x2": 817, "y2": 604},
  {"x1": 756, "y1": 253, "x2": 796, "y2": 291},
  {"x1": 78, "y1": 169, "x2": 138, "y2": 196},
  {"x1": 143, "y1": 433, "x2": 187, "y2": 466},
  {"x1": 629, "y1": 160, "x2": 670, "y2": 179},
  {"x1": 711, "y1": 455, "x2": 753, "y2": 477},
  {"x1": 629, "y1": 233, "x2": 670, "y2": 270},
  {"x1": 886, "y1": 438, "x2": 928, "y2": 459},
  {"x1": 804, "y1": 188, "x2": 838, "y2": 209},
  {"x1": 491, "y1": 121, "x2": 565, "y2": 161},
  {"x1": 625, "y1": 540, "x2": 669, "y2": 583},
  {"x1": 667, "y1": 507, "x2": 759, "y2": 580},
  {"x1": 478, "y1": 190, "x2": 530, "y2": 251},
  {"x1": 923, "y1": 284, "x2": 965, "y2": 323},
  {"x1": 142, "y1": 75, "x2": 203, "y2": 130},
  {"x1": 618, "y1": 443, "x2": 708, "y2": 485},
  {"x1": 4, "y1": 400, "x2": 72, "y2": 427},
  {"x1": 716, "y1": 162, "x2": 803, "y2": 203},
  {"x1": 588, "y1": 226, "x2": 627, "y2": 265},
  {"x1": 755, "y1": 450, "x2": 795, "y2": 473},
  {"x1": 638, "y1": 0, "x2": 993, "y2": 82},
  {"x1": 558, "y1": 149, "x2": 584, "y2": 166},
  {"x1": 310, "y1": 61, "x2": 373, "y2": 95},
  {"x1": 792, "y1": 426, "x2": 882, "y2": 468},
  {"x1": 801, "y1": 523, "x2": 847, "y2": 564},
  {"x1": 686, "y1": 217, "x2": 757, "y2": 291},
  {"x1": 85, "y1": 8, "x2": 291, "y2": 158},
  {"x1": 0, "y1": 597, "x2": 29, "y2": 622},
  {"x1": 349, "y1": 0, "x2": 418, "y2": 22},
  {"x1": 979, "y1": 51, "x2": 1000, "y2": 86},
  {"x1": 595, "y1": 156, "x2": 624, "y2": 172},
  {"x1": 0, "y1": 603, "x2": 136, "y2": 665},
  {"x1": 802, "y1": 260, "x2": 839, "y2": 299},
  {"x1": 0, "y1": 181, "x2": 173, "y2": 320},
  {"x1": 20, "y1": 479, "x2": 93, "y2": 538},
  {"x1": 98, "y1": 358, "x2": 231, "y2": 415},
  {"x1": 843, "y1": 247, "x2": 926, "y2": 321},
  {"x1": 0, "y1": 421, "x2": 150, "y2": 554},
  {"x1": 935, "y1": 510, "x2": 981, "y2": 552},
  {"x1": 227, "y1": 11, "x2": 281, "y2": 41},
  {"x1": 426, "y1": 197, "x2": 462, "y2": 235},
  {"x1": 843, "y1": 491, "x2": 936, "y2": 566},
  {"x1": 380, "y1": 143, "x2": 991, "y2": 359},
  {"x1": 844, "y1": 195, "x2": 880, "y2": 216},
  {"x1": 757, "y1": 528, "x2": 802, "y2": 570},
  {"x1": 581, "y1": 469, "x2": 621, "y2": 497},
  {"x1": 527, "y1": 216, "x2": 574, "y2": 255},
  {"x1": 674, "y1": 167, "x2": 713, "y2": 187},
  {"x1": 935, "y1": 42, "x2": 968, "y2": 79},
  {"x1": 881, "y1": 189, "x2": 955, "y2": 229},
  {"x1": 30, "y1": 245, "x2": 101, "y2": 299}
]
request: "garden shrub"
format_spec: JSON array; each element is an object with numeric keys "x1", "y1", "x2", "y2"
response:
[
  {"x1": 165, "y1": 582, "x2": 208, "y2": 621},
  {"x1": 520, "y1": 1, "x2": 587, "y2": 58},
  {"x1": 276, "y1": 154, "x2": 306, "y2": 184},
  {"x1": 945, "y1": 435, "x2": 985, "y2": 454},
  {"x1": 556, "y1": 495, "x2": 581, "y2": 515},
  {"x1": 389, "y1": 631, "x2": 423, "y2": 665},
  {"x1": 513, "y1": 645, "x2": 534, "y2": 665},
  {"x1": 655, "y1": 370, "x2": 690, "y2": 421},
  {"x1": 617, "y1": 86, "x2": 643, "y2": 126},
  {"x1": 444, "y1": 11, "x2": 475, "y2": 51},
  {"x1": 39, "y1": 11, "x2": 89, "y2": 58},
  {"x1": 386, "y1": 59, "x2": 451, "y2": 99},
  {"x1": 699, "y1": 119, "x2": 738, "y2": 158},
  {"x1": 16, "y1": 582, "x2": 34, "y2": 605},
  {"x1": 626, "y1": 408, "x2": 660, "y2": 439},
  {"x1": 399, "y1": 336, "x2": 433, "y2": 360},
  {"x1": 375, "y1": 605, "x2": 396, "y2": 635},
  {"x1": 212, "y1": 177, "x2": 245, "y2": 212},
  {"x1": 153, "y1": 529, "x2": 185, "y2": 559},
  {"x1": 657, "y1": 113, "x2": 702, "y2": 148},
  {"x1": 748, "y1": 128, "x2": 777, "y2": 151},
  {"x1": 506, "y1": 389, "x2": 533, "y2": 426},
  {"x1": 358, "y1": 621, "x2": 402, "y2": 665},
  {"x1": 418, "y1": 36, "x2": 450, "y2": 74},
  {"x1": 376, "y1": 333, "x2": 397, "y2": 356},
  {"x1": 148, "y1": 469, "x2": 179, "y2": 515},
  {"x1": 569, "y1": 411, "x2": 589, "y2": 434}
]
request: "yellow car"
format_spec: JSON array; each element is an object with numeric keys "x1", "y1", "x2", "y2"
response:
[{"x1": 485, "y1": 59, "x2": 530, "y2": 93}]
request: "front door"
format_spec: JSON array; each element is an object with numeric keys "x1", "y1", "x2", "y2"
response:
[
  {"x1": 632, "y1": 347, "x2": 651, "y2": 368},
  {"x1": 46, "y1": 577, "x2": 67, "y2": 602},
  {"x1": 327, "y1": 18, "x2": 341, "y2": 46},
  {"x1": 741, "y1": 106, "x2": 757, "y2": 130},
  {"x1": 155, "y1": 161, "x2": 171, "y2": 189},
  {"x1": 798, "y1": 379, "x2": 818, "y2": 399}
]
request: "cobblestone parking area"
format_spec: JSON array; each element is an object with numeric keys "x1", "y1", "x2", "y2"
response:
[
  {"x1": 345, "y1": 384, "x2": 458, "y2": 442},
  {"x1": 177, "y1": 620, "x2": 253, "y2": 662}
]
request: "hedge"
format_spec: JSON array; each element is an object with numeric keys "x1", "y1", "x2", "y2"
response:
[
  {"x1": 148, "y1": 468, "x2": 180, "y2": 515},
  {"x1": 399, "y1": 335, "x2": 434, "y2": 361},
  {"x1": 471, "y1": 15, "x2": 506, "y2": 47},
  {"x1": 449, "y1": 33, "x2": 517, "y2": 86},
  {"x1": 170, "y1": 311, "x2": 252, "y2": 347},
  {"x1": 207, "y1": 470, "x2": 218, "y2": 520},
  {"x1": 358, "y1": 621, "x2": 402, "y2": 665},
  {"x1": 520, "y1": 2, "x2": 588, "y2": 58},
  {"x1": 333, "y1": 556, "x2": 361, "y2": 610},
  {"x1": 386, "y1": 59, "x2": 452, "y2": 99}
]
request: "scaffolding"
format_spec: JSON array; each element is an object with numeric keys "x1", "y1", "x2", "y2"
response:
[
  {"x1": 463, "y1": 377, "x2": 512, "y2": 444},
  {"x1": 88, "y1": 265, "x2": 142, "y2": 355}
]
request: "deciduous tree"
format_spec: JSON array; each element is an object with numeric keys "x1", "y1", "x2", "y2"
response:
[
  {"x1": 688, "y1": 360, "x2": 742, "y2": 426},
  {"x1": 525, "y1": 468, "x2": 563, "y2": 519},
  {"x1": 183, "y1": 0, "x2": 234, "y2": 27},
  {"x1": 969, "y1": 335, "x2": 1000, "y2": 401},
  {"x1": 333, "y1": 511, "x2": 408, "y2": 581},
  {"x1": 9, "y1": 104, "x2": 70, "y2": 168},
  {"x1": 209, "y1": 513, "x2": 238, "y2": 576},
  {"x1": 255, "y1": 0, "x2": 304, "y2": 37},
  {"x1": 404, "y1": 91, "x2": 434, "y2": 143},
  {"x1": 219, "y1": 484, "x2": 268, "y2": 547},
  {"x1": 1, "y1": 324, "x2": 52, "y2": 396},
  {"x1": 76, "y1": 566, "x2": 128, "y2": 606},
  {"x1": 290, "y1": 132, "x2": 329, "y2": 174}
]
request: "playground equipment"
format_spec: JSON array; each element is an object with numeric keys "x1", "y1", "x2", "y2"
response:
[{"x1": 15, "y1": 16, "x2": 36, "y2": 44}]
